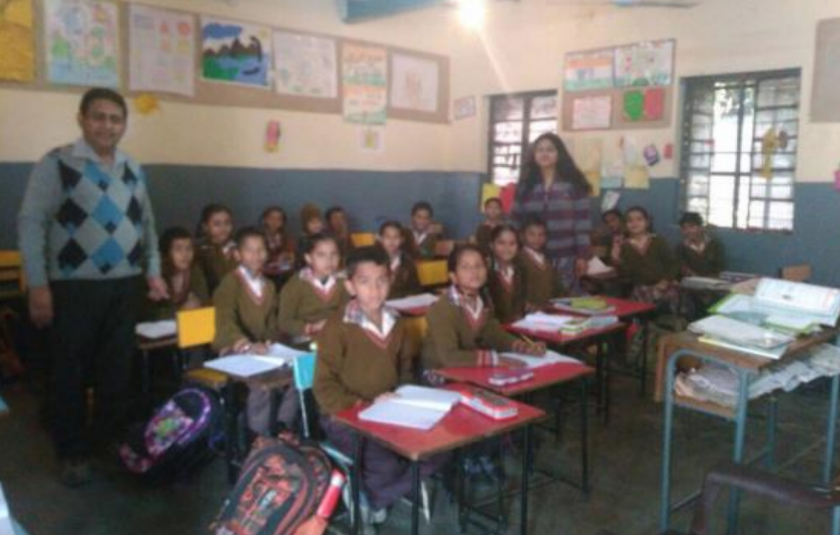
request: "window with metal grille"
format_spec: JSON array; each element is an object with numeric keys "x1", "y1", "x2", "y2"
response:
[
  {"x1": 488, "y1": 91, "x2": 558, "y2": 186},
  {"x1": 681, "y1": 70, "x2": 800, "y2": 232}
]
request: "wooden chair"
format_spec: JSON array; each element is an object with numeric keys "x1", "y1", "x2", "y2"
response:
[
  {"x1": 350, "y1": 232, "x2": 376, "y2": 248},
  {"x1": 179, "y1": 307, "x2": 226, "y2": 390},
  {"x1": 0, "y1": 251, "x2": 25, "y2": 302},
  {"x1": 599, "y1": 462, "x2": 840, "y2": 535},
  {"x1": 416, "y1": 259, "x2": 449, "y2": 289},
  {"x1": 780, "y1": 264, "x2": 812, "y2": 282}
]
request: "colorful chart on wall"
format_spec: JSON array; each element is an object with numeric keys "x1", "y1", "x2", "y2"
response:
[
  {"x1": 273, "y1": 30, "x2": 338, "y2": 99},
  {"x1": 614, "y1": 39, "x2": 674, "y2": 88},
  {"x1": 564, "y1": 48, "x2": 614, "y2": 91},
  {"x1": 201, "y1": 16, "x2": 272, "y2": 89},
  {"x1": 129, "y1": 5, "x2": 195, "y2": 96},
  {"x1": 571, "y1": 95, "x2": 612, "y2": 130},
  {"x1": 44, "y1": 0, "x2": 119, "y2": 87},
  {"x1": 0, "y1": 0, "x2": 35, "y2": 82},
  {"x1": 390, "y1": 53, "x2": 439, "y2": 113},
  {"x1": 342, "y1": 42, "x2": 388, "y2": 124}
]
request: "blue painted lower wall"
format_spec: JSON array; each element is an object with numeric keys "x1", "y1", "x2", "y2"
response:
[{"x1": 2, "y1": 164, "x2": 839, "y2": 286}]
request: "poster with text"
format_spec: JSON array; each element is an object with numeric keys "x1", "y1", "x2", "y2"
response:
[
  {"x1": 202, "y1": 16, "x2": 272, "y2": 89},
  {"x1": 45, "y1": 0, "x2": 119, "y2": 87},
  {"x1": 342, "y1": 43, "x2": 387, "y2": 124},
  {"x1": 129, "y1": 5, "x2": 195, "y2": 96},
  {"x1": 273, "y1": 30, "x2": 337, "y2": 99},
  {"x1": 571, "y1": 95, "x2": 612, "y2": 130},
  {"x1": 390, "y1": 53, "x2": 439, "y2": 113},
  {"x1": 0, "y1": 0, "x2": 35, "y2": 82}
]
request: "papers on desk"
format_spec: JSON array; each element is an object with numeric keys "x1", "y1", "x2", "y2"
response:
[
  {"x1": 680, "y1": 277, "x2": 733, "y2": 292},
  {"x1": 358, "y1": 386, "x2": 462, "y2": 430},
  {"x1": 712, "y1": 278, "x2": 840, "y2": 329},
  {"x1": 500, "y1": 350, "x2": 582, "y2": 369},
  {"x1": 511, "y1": 312, "x2": 576, "y2": 332},
  {"x1": 550, "y1": 297, "x2": 616, "y2": 315},
  {"x1": 135, "y1": 320, "x2": 177, "y2": 339},
  {"x1": 690, "y1": 315, "x2": 794, "y2": 360},
  {"x1": 586, "y1": 257, "x2": 615, "y2": 276},
  {"x1": 205, "y1": 343, "x2": 307, "y2": 378},
  {"x1": 385, "y1": 293, "x2": 439, "y2": 312}
]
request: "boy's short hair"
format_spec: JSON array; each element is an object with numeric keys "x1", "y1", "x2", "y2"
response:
[
  {"x1": 601, "y1": 208, "x2": 623, "y2": 222},
  {"x1": 521, "y1": 216, "x2": 547, "y2": 232},
  {"x1": 325, "y1": 206, "x2": 345, "y2": 222},
  {"x1": 490, "y1": 223, "x2": 519, "y2": 243},
  {"x1": 159, "y1": 226, "x2": 192, "y2": 255},
  {"x1": 447, "y1": 243, "x2": 485, "y2": 273},
  {"x1": 346, "y1": 246, "x2": 390, "y2": 278},
  {"x1": 679, "y1": 212, "x2": 704, "y2": 227},
  {"x1": 303, "y1": 232, "x2": 339, "y2": 255},
  {"x1": 80, "y1": 87, "x2": 128, "y2": 118},
  {"x1": 484, "y1": 197, "x2": 502, "y2": 209},
  {"x1": 411, "y1": 201, "x2": 434, "y2": 217},
  {"x1": 235, "y1": 226, "x2": 267, "y2": 248},
  {"x1": 378, "y1": 220, "x2": 404, "y2": 235}
]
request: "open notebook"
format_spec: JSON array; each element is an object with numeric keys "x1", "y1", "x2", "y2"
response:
[
  {"x1": 500, "y1": 350, "x2": 582, "y2": 369},
  {"x1": 511, "y1": 312, "x2": 576, "y2": 332},
  {"x1": 358, "y1": 386, "x2": 463, "y2": 430},
  {"x1": 204, "y1": 343, "x2": 309, "y2": 378},
  {"x1": 385, "y1": 293, "x2": 439, "y2": 312}
]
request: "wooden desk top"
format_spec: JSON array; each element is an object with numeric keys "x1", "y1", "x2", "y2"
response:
[
  {"x1": 435, "y1": 363, "x2": 594, "y2": 397},
  {"x1": 654, "y1": 328, "x2": 840, "y2": 402},
  {"x1": 334, "y1": 390, "x2": 545, "y2": 461}
]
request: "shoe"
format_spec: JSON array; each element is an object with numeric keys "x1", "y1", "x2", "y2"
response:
[
  {"x1": 370, "y1": 507, "x2": 388, "y2": 524},
  {"x1": 59, "y1": 459, "x2": 93, "y2": 488}
]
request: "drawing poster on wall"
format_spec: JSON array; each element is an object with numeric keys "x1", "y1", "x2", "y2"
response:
[
  {"x1": 614, "y1": 39, "x2": 674, "y2": 88},
  {"x1": 129, "y1": 5, "x2": 196, "y2": 96},
  {"x1": 202, "y1": 16, "x2": 272, "y2": 89},
  {"x1": 390, "y1": 53, "x2": 439, "y2": 113},
  {"x1": 571, "y1": 95, "x2": 612, "y2": 130},
  {"x1": 273, "y1": 30, "x2": 338, "y2": 99},
  {"x1": 342, "y1": 43, "x2": 388, "y2": 124},
  {"x1": 45, "y1": 0, "x2": 119, "y2": 87}
]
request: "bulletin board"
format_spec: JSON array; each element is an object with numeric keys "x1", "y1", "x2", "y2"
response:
[
  {"x1": 0, "y1": 0, "x2": 449, "y2": 124},
  {"x1": 561, "y1": 39, "x2": 675, "y2": 132},
  {"x1": 811, "y1": 17, "x2": 840, "y2": 123}
]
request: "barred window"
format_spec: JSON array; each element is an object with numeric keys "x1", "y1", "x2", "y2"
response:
[{"x1": 681, "y1": 69, "x2": 800, "y2": 231}]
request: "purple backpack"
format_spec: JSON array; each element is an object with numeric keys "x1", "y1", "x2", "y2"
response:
[{"x1": 120, "y1": 387, "x2": 223, "y2": 481}]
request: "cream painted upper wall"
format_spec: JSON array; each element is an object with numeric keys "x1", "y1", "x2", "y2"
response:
[
  {"x1": 0, "y1": 0, "x2": 456, "y2": 171},
  {"x1": 445, "y1": 0, "x2": 840, "y2": 182}
]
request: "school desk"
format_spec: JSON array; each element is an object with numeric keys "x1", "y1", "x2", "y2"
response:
[
  {"x1": 335, "y1": 393, "x2": 545, "y2": 535},
  {"x1": 506, "y1": 319, "x2": 626, "y2": 422},
  {"x1": 549, "y1": 296, "x2": 657, "y2": 394},
  {"x1": 657, "y1": 328, "x2": 840, "y2": 534},
  {"x1": 435, "y1": 363, "x2": 594, "y2": 494}
]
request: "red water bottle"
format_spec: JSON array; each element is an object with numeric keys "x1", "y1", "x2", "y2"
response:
[{"x1": 316, "y1": 470, "x2": 346, "y2": 519}]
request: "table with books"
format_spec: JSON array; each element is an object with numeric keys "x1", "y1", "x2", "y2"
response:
[
  {"x1": 656, "y1": 278, "x2": 840, "y2": 534},
  {"x1": 435, "y1": 353, "x2": 595, "y2": 495},
  {"x1": 334, "y1": 384, "x2": 546, "y2": 535},
  {"x1": 506, "y1": 311, "x2": 626, "y2": 422}
]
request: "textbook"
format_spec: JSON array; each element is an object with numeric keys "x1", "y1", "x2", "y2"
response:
[
  {"x1": 358, "y1": 386, "x2": 462, "y2": 430},
  {"x1": 135, "y1": 320, "x2": 177, "y2": 339},
  {"x1": 690, "y1": 315, "x2": 794, "y2": 360},
  {"x1": 511, "y1": 312, "x2": 576, "y2": 332},
  {"x1": 550, "y1": 297, "x2": 616, "y2": 315},
  {"x1": 711, "y1": 278, "x2": 840, "y2": 328}
]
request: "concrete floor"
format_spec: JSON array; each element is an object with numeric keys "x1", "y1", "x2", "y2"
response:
[{"x1": 0, "y1": 372, "x2": 836, "y2": 535}]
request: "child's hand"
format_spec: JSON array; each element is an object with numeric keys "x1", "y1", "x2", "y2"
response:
[
  {"x1": 232, "y1": 338, "x2": 252, "y2": 353},
  {"x1": 251, "y1": 343, "x2": 268, "y2": 355},
  {"x1": 498, "y1": 356, "x2": 527, "y2": 369},
  {"x1": 512, "y1": 340, "x2": 546, "y2": 356},
  {"x1": 374, "y1": 392, "x2": 398, "y2": 404}
]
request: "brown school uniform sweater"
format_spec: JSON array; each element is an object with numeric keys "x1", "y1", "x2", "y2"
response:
[
  {"x1": 387, "y1": 253, "x2": 421, "y2": 300},
  {"x1": 197, "y1": 241, "x2": 238, "y2": 295},
  {"x1": 142, "y1": 263, "x2": 210, "y2": 321},
  {"x1": 518, "y1": 248, "x2": 565, "y2": 308},
  {"x1": 407, "y1": 229, "x2": 439, "y2": 260},
  {"x1": 474, "y1": 223, "x2": 496, "y2": 257},
  {"x1": 618, "y1": 235, "x2": 679, "y2": 286},
  {"x1": 422, "y1": 288, "x2": 517, "y2": 371},
  {"x1": 277, "y1": 271, "x2": 350, "y2": 337},
  {"x1": 676, "y1": 238, "x2": 726, "y2": 277},
  {"x1": 313, "y1": 305, "x2": 414, "y2": 416},
  {"x1": 212, "y1": 270, "x2": 279, "y2": 352},
  {"x1": 486, "y1": 261, "x2": 527, "y2": 324}
]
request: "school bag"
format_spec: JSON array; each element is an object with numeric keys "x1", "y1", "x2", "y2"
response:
[
  {"x1": 211, "y1": 432, "x2": 332, "y2": 535},
  {"x1": 119, "y1": 386, "x2": 224, "y2": 480}
]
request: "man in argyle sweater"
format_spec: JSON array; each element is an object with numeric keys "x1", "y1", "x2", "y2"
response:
[{"x1": 18, "y1": 88, "x2": 169, "y2": 487}]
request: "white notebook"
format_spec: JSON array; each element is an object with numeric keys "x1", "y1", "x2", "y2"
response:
[
  {"x1": 385, "y1": 293, "x2": 439, "y2": 311},
  {"x1": 512, "y1": 312, "x2": 576, "y2": 332},
  {"x1": 205, "y1": 355, "x2": 288, "y2": 378},
  {"x1": 135, "y1": 320, "x2": 177, "y2": 339},
  {"x1": 390, "y1": 385, "x2": 462, "y2": 411},
  {"x1": 358, "y1": 401, "x2": 449, "y2": 430},
  {"x1": 500, "y1": 350, "x2": 582, "y2": 369}
]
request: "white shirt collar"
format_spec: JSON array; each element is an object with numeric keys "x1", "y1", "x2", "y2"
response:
[{"x1": 237, "y1": 266, "x2": 265, "y2": 298}]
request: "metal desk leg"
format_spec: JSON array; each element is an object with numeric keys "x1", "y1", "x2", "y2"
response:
[
  {"x1": 766, "y1": 396, "x2": 778, "y2": 470},
  {"x1": 224, "y1": 379, "x2": 238, "y2": 485},
  {"x1": 456, "y1": 449, "x2": 467, "y2": 534},
  {"x1": 352, "y1": 434, "x2": 362, "y2": 535},
  {"x1": 581, "y1": 377, "x2": 590, "y2": 495},
  {"x1": 140, "y1": 349, "x2": 151, "y2": 409},
  {"x1": 659, "y1": 351, "x2": 680, "y2": 531},
  {"x1": 640, "y1": 318, "x2": 650, "y2": 396},
  {"x1": 832, "y1": 506, "x2": 840, "y2": 535},
  {"x1": 824, "y1": 374, "x2": 840, "y2": 485},
  {"x1": 411, "y1": 461, "x2": 420, "y2": 535},
  {"x1": 605, "y1": 334, "x2": 613, "y2": 425},
  {"x1": 521, "y1": 425, "x2": 532, "y2": 535},
  {"x1": 726, "y1": 368, "x2": 751, "y2": 535}
]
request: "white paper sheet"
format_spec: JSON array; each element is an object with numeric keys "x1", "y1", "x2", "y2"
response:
[
  {"x1": 204, "y1": 355, "x2": 288, "y2": 378},
  {"x1": 135, "y1": 320, "x2": 177, "y2": 339},
  {"x1": 391, "y1": 385, "x2": 462, "y2": 411},
  {"x1": 358, "y1": 401, "x2": 447, "y2": 430},
  {"x1": 586, "y1": 256, "x2": 615, "y2": 276},
  {"x1": 385, "y1": 293, "x2": 439, "y2": 311},
  {"x1": 690, "y1": 315, "x2": 793, "y2": 350},
  {"x1": 500, "y1": 350, "x2": 582, "y2": 369},
  {"x1": 512, "y1": 313, "x2": 576, "y2": 332}
]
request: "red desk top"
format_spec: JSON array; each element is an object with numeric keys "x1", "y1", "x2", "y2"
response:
[
  {"x1": 435, "y1": 363, "x2": 594, "y2": 397},
  {"x1": 548, "y1": 296, "x2": 656, "y2": 319},
  {"x1": 334, "y1": 388, "x2": 545, "y2": 461},
  {"x1": 506, "y1": 321, "x2": 625, "y2": 345}
]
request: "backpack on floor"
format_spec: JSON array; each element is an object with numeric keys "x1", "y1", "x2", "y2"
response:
[
  {"x1": 119, "y1": 386, "x2": 223, "y2": 480},
  {"x1": 211, "y1": 433, "x2": 332, "y2": 535}
]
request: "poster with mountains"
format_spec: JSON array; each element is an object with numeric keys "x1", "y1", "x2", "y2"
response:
[{"x1": 201, "y1": 16, "x2": 271, "y2": 88}]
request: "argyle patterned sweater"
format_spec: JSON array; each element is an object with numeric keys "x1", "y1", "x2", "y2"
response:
[{"x1": 18, "y1": 140, "x2": 161, "y2": 287}]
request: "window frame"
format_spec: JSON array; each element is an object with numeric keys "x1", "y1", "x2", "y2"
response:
[
  {"x1": 486, "y1": 90, "x2": 559, "y2": 187},
  {"x1": 679, "y1": 68, "x2": 801, "y2": 234}
]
